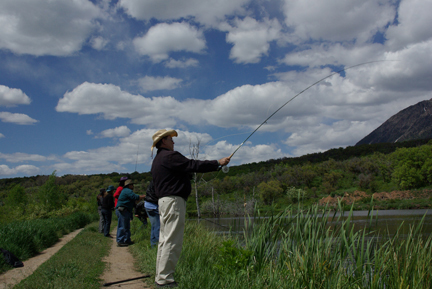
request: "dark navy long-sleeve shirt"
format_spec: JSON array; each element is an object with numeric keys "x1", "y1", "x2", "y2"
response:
[{"x1": 151, "y1": 148, "x2": 219, "y2": 200}]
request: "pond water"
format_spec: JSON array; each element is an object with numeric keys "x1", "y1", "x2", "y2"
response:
[{"x1": 189, "y1": 209, "x2": 432, "y2": 237}]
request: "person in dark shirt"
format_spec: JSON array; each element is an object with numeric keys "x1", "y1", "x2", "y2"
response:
[
  {"x1": 151, "y1": 129, "x2": 230, "y2": 287},
  {"x1": 101, "y1": 185, "x2": 115, "y2": 238},
  {"x1": 97, "y1": 188, "x2": 105, "y2": 233}
]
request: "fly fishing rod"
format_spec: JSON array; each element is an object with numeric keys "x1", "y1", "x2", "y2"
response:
[
  {"x1": 221, "y1": 60, "x2": 387, "y2": 173},
  {"x1": 103, "y1": 274, "x2": 151, "y2": 286}
]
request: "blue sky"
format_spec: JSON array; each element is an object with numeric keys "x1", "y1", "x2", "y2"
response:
[{"x1": 1, "y1": 0, "x2": 432, "y2": 178}]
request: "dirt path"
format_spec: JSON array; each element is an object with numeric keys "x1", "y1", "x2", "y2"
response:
[
  {"x1": 99, "y1": 228, "x2": 152, "y2": 289},
  {"x1": 0, "y1": 228, "x2": 84, "y2": 289}
]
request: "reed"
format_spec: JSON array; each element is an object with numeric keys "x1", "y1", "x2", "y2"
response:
[{"x1": 130, "y1": 203, "x2": 432, "y2": 288}]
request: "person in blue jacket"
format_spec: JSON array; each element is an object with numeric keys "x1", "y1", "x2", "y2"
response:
[{"x1": 115, "y1": 179, "x2": 145, "y2": 247}]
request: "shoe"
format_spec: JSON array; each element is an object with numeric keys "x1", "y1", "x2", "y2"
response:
[
  {"x1": 126, "y1": 240, "x2": 135, "y2": 245},
  {"x1": 117, "y1": 242, "x2": 129, "y2": 247},
  {"x1": 155, "y1": 281, "x2": 178, "y2": 287},
  {"x1": 105, "y1": 234, "x2": 113, "y2": 238}
]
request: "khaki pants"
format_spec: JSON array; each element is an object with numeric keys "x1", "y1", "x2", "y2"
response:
[{"x1": 155, "y1": 196, "x2": 186, "y2": 285}]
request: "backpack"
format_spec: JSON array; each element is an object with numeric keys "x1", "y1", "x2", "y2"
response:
[
  {"x1": 135, "y1": 201, "x2": 148, "y2": 218},
  {"x1": 0, "y1": 248, "x2": 24, "y2": 268}
]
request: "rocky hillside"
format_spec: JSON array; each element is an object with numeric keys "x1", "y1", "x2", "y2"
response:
[{"x1": 356, "y1": 98, "x2": 432, "y2": 145}]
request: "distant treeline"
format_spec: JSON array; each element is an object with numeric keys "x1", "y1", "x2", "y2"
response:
[
  {"x1": 1, "y1": 138, "x2": 432, "y2": 221},
  {"x1": 193, "y1": 137, "x2": 432, "y2": 214},
  {"x1": 225, "y1": 137, "x2": 432, "y2": 177}
]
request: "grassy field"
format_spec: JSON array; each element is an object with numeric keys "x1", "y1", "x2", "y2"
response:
[
  {"x1": 12, "y1": 222, "x2": 112, "y2": 289},
  {"x1": 130, "y1": 203, "x2": 432, "y2": 289}
]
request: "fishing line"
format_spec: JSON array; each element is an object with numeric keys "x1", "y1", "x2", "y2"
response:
[
  {"x1": 222, "y1": 60, "x2": 389, "y2": 172},
  {"x1": 192, "y1": 217, "x2": 233, "y2": 230},
  {"x1": 201, "y1": 131, "x2": 252, "y2": 149}
]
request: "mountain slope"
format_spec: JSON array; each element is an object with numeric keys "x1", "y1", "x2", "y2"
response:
[{"x1": 356, "y1": 98, "x2": 432, "y2": 145}]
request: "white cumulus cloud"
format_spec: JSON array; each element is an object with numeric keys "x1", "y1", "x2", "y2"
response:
[
  {"x1": 90, "y1": 36, "x2": 109, "y2": 50},
  {"x1": 385, "y1": 0, "x2": 432, "y2": 50},
  {"x1": 0, "y1": 85, "x2": 31, "y2": 106},
  {"x1": 0, "y1": 164, "x2": 40, "y2": 176},
  {"x1": 55, "y1": 82, "x2": 185, "y2": 127},
  {"x1": 0, "y1": 152, "x2": 57, "y2": 163},
  {"x1": 133, "y1": 22, "x2": 206, "y2": 62},
  {"x1": 165, "y1": 58, "x2": 199, "y2": 68},
  {"x1": 137, "y1": 76, "x2": 183, "y2": 92},
  {"x1": 97, "y1": 126, "x2": 131, "y2": 138},
  {"x1": 223, "y1": 17, "x2": 281, "y2": 64},
  {"x1": 117, "y1": 0, "x2": 249, "y2": 26},
  {"x1": 0, "y1": 0, "x2": 102, "y2": 56},
  {"x1": 282, "y1": 0, "x2": 395, "y2": 44},
  {"x1": 0, "y1": 112, "x2": 38, "y2": 125}
]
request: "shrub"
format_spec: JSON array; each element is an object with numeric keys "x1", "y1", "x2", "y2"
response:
[
  {"x1": 213, "y1": 240, "x2": 253, "y2": 274},
  {"x1": 286, "y1": 187, "x2": 307, "y2": 203},
  {"x1": 257, "y1": 180, "x2": 283, "y2": 205}
]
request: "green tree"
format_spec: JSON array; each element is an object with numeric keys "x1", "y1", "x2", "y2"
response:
[
  {"x1": 423, "y1": 158, "x2": 432, "y2": 184},
  {"x1": 37, "y1": 171, "x2": 67, "y2": 210},
  {"x1": 391, "y1": 146, "x2": 432, "y2": 189},
  {"x1": 6, "y1": 184, "x2": 28, "y2": 208},
  {"x1": 323, "y1": 171, "x2": 342, "y2": 188},
  {"x1": 257, "y1": 180, "x2": 283, "y2": 205}
]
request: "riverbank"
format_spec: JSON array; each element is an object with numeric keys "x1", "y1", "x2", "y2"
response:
[
  {"x1": 130, "y1": 204, "x2": 432, "y2": 289},
  {"x1": 319, "y1": 188, "x2": 432, "y2": 210}
]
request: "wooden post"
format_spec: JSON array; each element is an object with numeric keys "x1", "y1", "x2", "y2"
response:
[{"x1": 212, "y1": 187, "x2": 215, "y2": 216}]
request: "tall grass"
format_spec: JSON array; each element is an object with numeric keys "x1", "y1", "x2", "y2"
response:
[
  {"x1": 131, "y1": 203, "x2": 432, "y2": 288},
  {"x1": 0, "y1": 212, "x2": 97, "y2": 273},
  {"x1": 12, "y1": 223, "x2": 111, "y2": 289},
  {"x1": 241, "y1": 203, "x2": 432, "y2": 288}
]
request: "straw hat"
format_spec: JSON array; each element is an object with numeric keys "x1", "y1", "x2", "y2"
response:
[
  {"x1": 151, "y1": 129, "x2": 178, "y2": 152},
  {"x1": 124, "y1": 179, "x2": 134, "y2": 187}
]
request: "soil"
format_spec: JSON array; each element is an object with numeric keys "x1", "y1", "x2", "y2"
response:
[
  {"x1": 0, "y1": 228, "x2": 83, "y2": 289},
  {"x1": 100, "y1": 229, "x2": 152, "y2": 288}
]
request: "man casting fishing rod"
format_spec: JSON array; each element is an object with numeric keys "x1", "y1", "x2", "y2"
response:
[{"x1": 151, "y1": 129, "x2": 230, "y2": 288}]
